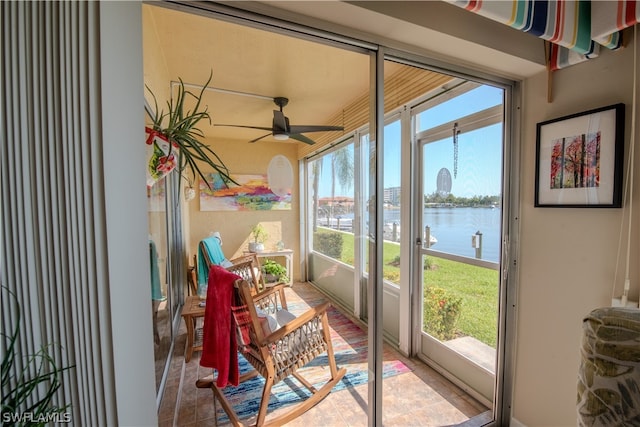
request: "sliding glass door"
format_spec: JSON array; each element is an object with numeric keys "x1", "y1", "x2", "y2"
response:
[
  {"x1": 148, "y1": 170, "x2": 185, "y2": 404},
  {"x1": 306, "y1": 56, "x2": 514, "y2": 423},
  {"x1": 414, "y1": 82, "x2": 505, "y2": 407}
]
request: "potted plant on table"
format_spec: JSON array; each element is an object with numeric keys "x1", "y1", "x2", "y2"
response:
[
  {"x1": 262, "y1": 259, "x2": 289, "y2": 284},
  {"x1": 249, "y1": 224, "x2": 268, "y2": 253}
]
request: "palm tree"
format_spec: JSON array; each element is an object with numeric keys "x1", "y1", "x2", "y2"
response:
[
  {"x1": 330, "y1": 146, "x2": 354, "y2": 219},
  {"x1": 311, "y1": 145, "x2": 354, "y2": 232},
  {"x1": 311, "y1": 160, "x2": 322, "y2": 232}
]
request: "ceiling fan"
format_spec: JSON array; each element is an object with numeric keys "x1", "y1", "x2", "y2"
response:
[{"x1": 215, "y1": 97, "x2": 344, "y2": 145}]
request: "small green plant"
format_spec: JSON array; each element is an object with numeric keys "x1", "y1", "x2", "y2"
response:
[
  {"x1": 388, "y1": 255, "x2": 401, "y2": 267},
  {"x1": 423, "y1": 287, "x2": 462, "y2": 341},
  {"x1": 1, "y1": 287, "x2": 74, "y2": 426},
  {"x1": 423, "y1": 256, "x2": 436, "y2": 270},
  {"x1": 262, "y1": 259, "x2": 289, "y2": 283},
  {"x1": 251, "y1": 224, "x2": 268, "y2": 243}
]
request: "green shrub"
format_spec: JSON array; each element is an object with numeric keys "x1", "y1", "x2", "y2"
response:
[
  {"x1": 423, "y1": 257, "x2": 435, "y2": 270},
  {"x1": 314, "y1": 232, "x2": 343, "y2": 259},
  {"x1": 423, "y1": 287, "x2": 462, "y2": 341}
]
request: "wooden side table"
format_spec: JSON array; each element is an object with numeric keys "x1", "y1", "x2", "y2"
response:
[{"x1": 181, "y1": 295, "x2": 206, "y2": 362}]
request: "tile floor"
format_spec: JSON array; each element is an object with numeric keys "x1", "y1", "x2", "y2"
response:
[{"x1": 158, "y1": 282, "x2": 490, "y2": 426}]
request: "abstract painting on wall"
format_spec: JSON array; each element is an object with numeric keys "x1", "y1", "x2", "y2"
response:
[
  {"x1": 199, "y1": 173, "x2": 292, "y2": 211},
  {"x1": 535, "y1": 103, "x2": 624, "y2": 208}
]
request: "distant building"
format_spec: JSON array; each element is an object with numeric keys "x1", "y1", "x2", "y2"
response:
[
  {"x1": 384, "y1": 186, "x2": 401, "y2": 205},
  {"x1": 318, "y1": 196, "x2": 354, "y2": 208}
]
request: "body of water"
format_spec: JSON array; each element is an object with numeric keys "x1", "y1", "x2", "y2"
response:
[
  {"x1": 384, "y1": 207, "x2": 501, "y2": 263},
  {"x1": 326, "y1": 207, "x2": 502, "y2": 263}
]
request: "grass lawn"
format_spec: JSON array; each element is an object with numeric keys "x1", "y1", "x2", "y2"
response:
[
  {"x1": 423, "y1": 257, "x2": 498, "y2": 346},
  {"x1": 314, "y1": 228, "x2": 498, "y2": 347}
]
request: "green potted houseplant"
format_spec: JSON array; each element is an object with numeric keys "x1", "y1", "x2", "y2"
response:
[
  {"x1": 145, "y1": 72, "x2": 234, "y2": 193},
  {"x1": 249, "y1": 224, "x2": 268, "y2": 253},
  {"x1": 262, "y1": 259, "x2": 289, "y2": 284}
]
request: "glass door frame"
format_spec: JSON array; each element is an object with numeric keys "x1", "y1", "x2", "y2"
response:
[
  {"x1": 413, "y1": 93, "x2": 503, "y2": 406},
  {"x1": 151, "y1": 170, "x2": 188, "y2": 408},
  {"x1": 402, "y1": 67, "x2": 520, "y2": 424}
]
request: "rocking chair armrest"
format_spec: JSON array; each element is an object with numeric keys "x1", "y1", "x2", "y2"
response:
[
  {"x1": 251, "y1": 284, "x2": 288, "y2": 311},
  {"x1": 226, "y1": 257, "x2": 256, "y2": 275},
  {"x1": 252, "y1": 283, "x2": 287, "y2": 299},
  {"x1": 229, "y1": 254, "x2": 247, "y2": 262},
  {"x1": 258, "y1": 301, "x2": 331, "y2": 346}
]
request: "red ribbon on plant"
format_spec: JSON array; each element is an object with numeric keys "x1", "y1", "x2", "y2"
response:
[{"x1": 145, "y1": 127, "x2": 169, "y2": 145}]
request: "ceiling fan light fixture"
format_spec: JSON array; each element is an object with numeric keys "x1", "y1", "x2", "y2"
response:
[{"x1": 216, "y1": 96, "x2": 341, "y2": 145}]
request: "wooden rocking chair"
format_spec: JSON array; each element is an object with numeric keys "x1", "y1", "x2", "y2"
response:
[
  {"x1": 196, "y1": 279, "x2": 346, "y2": 426},
  {"x1": 199, "y1": 239, "x2": 265, "y2": 294}
]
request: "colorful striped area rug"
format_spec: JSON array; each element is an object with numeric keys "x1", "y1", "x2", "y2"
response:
[{"x1": 212, "y1": 304, "x2": 412, "y2": 423}]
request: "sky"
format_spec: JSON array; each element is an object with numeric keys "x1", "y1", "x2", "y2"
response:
[{"x1": 317, "y1": 85, "x2": 504, "y2": 199}]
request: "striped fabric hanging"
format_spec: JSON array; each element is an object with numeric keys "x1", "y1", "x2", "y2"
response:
[
  {"x1": 592, "y1": 0, "x2": 640, "y2": 46},
  {"x1": 450, "y1": 1, "x2": 639, "y2": 70},
  {"x1": 548, "y1": 43, "x2": 593, "y2": 70},
  {"x1": 453, "y1": 1, "x2": 598, "y2": 54}
]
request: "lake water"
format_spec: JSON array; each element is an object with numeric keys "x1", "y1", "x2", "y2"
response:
[
  {"x1": 324, "y1": 207, "x2": 502, "y2": 263},
  {"x1": 384, "y1": 207, "x2": 501, "y2": 263}
]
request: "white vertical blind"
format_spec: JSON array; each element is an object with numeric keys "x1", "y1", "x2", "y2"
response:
[
  {"x1": 0, "y1": 2, "x2": 110, "y2": 425},
  {"x1": 1, "y1": 2, "x2": 118, "y2": 424}
]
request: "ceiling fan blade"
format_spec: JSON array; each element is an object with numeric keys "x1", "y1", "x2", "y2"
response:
[
  {"x1": 249, "y1": 133, "x2": 272, "y2": 143},
  {"x1": 272, "y1": 110, "x2": 289, "y2": 132},
  {"x1": 215, "y1": 124, "x2": 273, "y2": 132},
  {"x1": 289, "y1": 133, "x2": 316, "y2": 145},
  {"x1": 289, "y1": 125, "x2": 344, "y2": 134}
]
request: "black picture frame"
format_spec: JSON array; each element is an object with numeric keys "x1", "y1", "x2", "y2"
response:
[{"x1": 535, "y1": 103, "x2": 625, "y2": 208}]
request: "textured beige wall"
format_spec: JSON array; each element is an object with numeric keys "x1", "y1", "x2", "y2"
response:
[
  {"x1": 514, "y1": 34, "x2": 639, "y2": 426},
  {"x1": 185, "y1": 137, "x2": 301, "y2": 281}
]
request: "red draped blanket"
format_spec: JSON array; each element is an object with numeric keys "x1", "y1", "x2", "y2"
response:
[{"x1": 200, "y1": 265, "x2": 241, "y2": 387}]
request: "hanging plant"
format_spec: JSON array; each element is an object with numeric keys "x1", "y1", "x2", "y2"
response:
[{"x1": 145, "y1": 72, "x2": 235, "y2": 189}]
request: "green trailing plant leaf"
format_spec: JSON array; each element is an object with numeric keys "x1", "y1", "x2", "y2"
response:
[{"x1": 146, "y1": 72, "x2": 236, "y2": 189}]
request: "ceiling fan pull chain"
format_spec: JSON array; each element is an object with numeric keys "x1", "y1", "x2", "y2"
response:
[{"x1": 453, "y1": 122, "x2": 460, "y2": 178}]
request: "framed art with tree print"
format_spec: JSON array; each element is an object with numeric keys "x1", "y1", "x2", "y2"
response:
[{"x1": 535, "y1": 103, "x2": 625, "y2": 208}]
